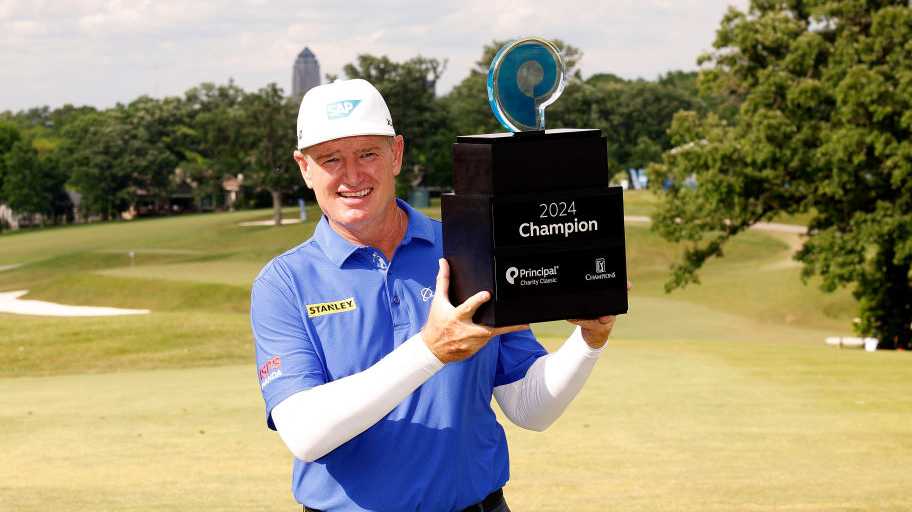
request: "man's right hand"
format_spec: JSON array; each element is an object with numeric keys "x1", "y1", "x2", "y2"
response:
[{"x1": 421, "y1": 258, "x2": 529, "y2": 364}]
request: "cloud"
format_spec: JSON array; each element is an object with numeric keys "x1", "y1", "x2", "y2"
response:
[{"x1": 0, "y1": 0, "x2": 748, "y2": 111}]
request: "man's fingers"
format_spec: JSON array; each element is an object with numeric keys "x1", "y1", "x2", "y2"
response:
[
  {"x1": 434, "y1": 258, "x2": 450, "y2": 300},
  {"x1": 491, "y1": 324, "x2": 530, "y2": 336},
  {"x1": 455, "y1": 290, "x2": 491, "y2": 318},
  {"x1": 568, "y1": 316, "x2": 615, "y2": 327},
  {"x1": 627, "y1": 280, "x2": 633, "y2": 291}
]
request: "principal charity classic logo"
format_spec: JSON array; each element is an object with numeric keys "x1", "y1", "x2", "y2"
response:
[
  {"x1": 505, "y1": 265, "x2": 559, "y2": 286},
  {"x1": 326, "y1": 100, "x2": 362, "y2": 119},
  {"x1": 258, "y1": 356, "x2": 282, "y2": 389},
  {"x1": 505, "y1": 267, "x2": 519, "y2": 285},
  {"x1": 586, "y1": 257, "x2": 616, "y2": 281},
  {"x1": 420, "y1": 287, "x2": 434, "y2": 302},
  {"x1": 306, "y1": 297, "x2": 357, "y2": 317}
]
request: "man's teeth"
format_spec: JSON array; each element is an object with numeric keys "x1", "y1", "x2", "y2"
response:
[{"x1": 339, "y1": 188, "x2": 371, "y2": 198}]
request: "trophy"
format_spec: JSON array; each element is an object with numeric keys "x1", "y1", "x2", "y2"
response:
[{"x1": 441, "y1": 37, "x2": 628, "y2": 326}]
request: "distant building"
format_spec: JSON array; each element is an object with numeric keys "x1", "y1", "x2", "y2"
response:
[{"x1": 292, "y1": 47, "x2": 321, "y2": 99}]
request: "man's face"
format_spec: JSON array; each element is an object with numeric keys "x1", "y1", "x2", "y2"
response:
[{"x1": 294, "y1": 134, "x2": 404, "y2": 234}]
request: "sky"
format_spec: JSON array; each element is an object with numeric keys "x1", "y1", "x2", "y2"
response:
[{"x1": 0, "y1": 0, "x2": 749, "y2": 112}]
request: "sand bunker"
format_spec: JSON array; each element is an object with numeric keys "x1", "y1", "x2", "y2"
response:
[
  {"x1": 0, "y1": 290, "x2": 150, "y2": 317},
  {"x1": 238, "y1": 218, "x2": 303, "y2": 227},
  {"x1": 0, "y1": 264, "x2": 22, "y2": 272}
]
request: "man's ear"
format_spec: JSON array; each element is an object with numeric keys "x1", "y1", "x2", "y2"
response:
[
  {"x1": 293, "y1": 150, "x2": 314, "y2": 189},
  {"x1": 391, "y1": 135, "x2": 405, "y2": 177}
]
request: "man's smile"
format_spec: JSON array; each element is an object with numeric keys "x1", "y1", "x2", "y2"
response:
[{"x1": 338, "y1": 188, "x2": 373, "y2": 199}]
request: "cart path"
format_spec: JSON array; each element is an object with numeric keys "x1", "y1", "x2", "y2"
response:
[{"x1": 623, "y1": 215, "x2": 807, "y2": 234}]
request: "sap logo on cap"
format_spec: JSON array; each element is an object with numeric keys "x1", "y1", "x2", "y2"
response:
[
  {"x1": 505, "y1": 267, "x2": 519, "y2": 285},
  {"x1": 326, "y1": 100, "x2": 362, "y2": 119}
]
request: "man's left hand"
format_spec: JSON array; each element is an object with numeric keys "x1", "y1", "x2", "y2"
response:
[
  {"x1": 567, "y1": 316, "x2": 617, "y2": 349},
  {"x1": 567, "y1": 280, "x2": 632, "y2": 349}
]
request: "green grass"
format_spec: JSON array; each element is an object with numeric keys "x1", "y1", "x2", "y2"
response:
[
  {"x1": 0, "y1": 207, "x2": 317, "y2": 377},
  {"x1": 0, "y1": 203, "x2": 856, "y2": 377},
  {"x1": 623, "y1": 189, "x2": 816, "y2": 225},
  {"x1": 1, "y1": 202, "x2": 903, "y2": 511},
  {"x1": 621, "y1": 189, "x2": 661, "y2": 217},
  {"x1": 1, "y1": 338, "x2": 908, "y2": 511}
]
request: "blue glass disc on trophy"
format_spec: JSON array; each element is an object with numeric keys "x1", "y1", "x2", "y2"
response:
[{"x1": 487, "y1": 37, "x2": 566, "y2": 132}]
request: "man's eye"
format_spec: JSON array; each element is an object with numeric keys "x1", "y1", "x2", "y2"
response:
[
  {"x1": 323, "y1": 157, "x2": 339, "y2": 165},
  {"x1": 360, "y1": 152, "x2": 377, "y2": 159}
]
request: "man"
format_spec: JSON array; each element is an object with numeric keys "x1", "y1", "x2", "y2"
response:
[{"x1": 252, "y1": 79, "x2": 620, "y2": 512}]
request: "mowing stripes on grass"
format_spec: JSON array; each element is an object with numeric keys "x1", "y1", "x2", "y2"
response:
[{"x1": 1, "y1": 341, "x2": 909, "y2": 511}]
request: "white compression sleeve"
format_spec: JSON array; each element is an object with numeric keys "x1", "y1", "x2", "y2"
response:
[
  {"x1": 270, "y1": 333, "x2": 443, "y2": 462},
  {"x1": 493, "y1": 326, "x2": 604, "y2": 432}
]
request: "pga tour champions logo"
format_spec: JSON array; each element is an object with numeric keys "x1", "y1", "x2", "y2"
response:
[
  {"x1": 586, "y1": 257, "x2": 616, "y2": 281},
  {"x1": 505, "y1": 265, "x2": 559, "y2": 287}
]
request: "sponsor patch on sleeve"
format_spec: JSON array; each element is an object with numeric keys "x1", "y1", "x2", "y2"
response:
[
  {"x1": 258, "y1": 356, "x2": 282, "y2": 389},
  {"x1": 306, "y1": 297, "x2": 357, "y2": 318}
]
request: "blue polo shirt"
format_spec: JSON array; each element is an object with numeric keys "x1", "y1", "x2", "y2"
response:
[{"x1": 251, "y1": 199, "x2": 547, "y2": 511}]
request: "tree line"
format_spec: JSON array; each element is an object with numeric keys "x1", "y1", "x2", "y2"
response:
[
  {"x1": 648, "y1": 0, "x2": 911, "y2": 349},
  {"x1": 4, "y1": 3, "x2": 906, "y2": 349},
  {"x1": 0, "y1": 41, "x2": 722, "y2": 229},
  {"x1": 0, "y1": 82, "x2": 300, "y2": 227}
]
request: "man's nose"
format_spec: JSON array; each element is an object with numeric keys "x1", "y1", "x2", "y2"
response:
[{"x1": 341, "y1": 160, "x2": 364, "y2": 185}]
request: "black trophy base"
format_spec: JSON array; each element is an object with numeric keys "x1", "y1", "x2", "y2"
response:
[
  {"x1": 453, "y1": 129, "x2": 608, "y2": 196},
  {"x1": 442, "y1": 187, "x2": 628, "y2": 327}
]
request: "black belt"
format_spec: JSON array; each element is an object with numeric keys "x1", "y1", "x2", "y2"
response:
[
  {"x1": 303, "y1": 488, "x2": 505, "y2": 512},
  {"x1": 460, "y1": 488, "x2": 505, "y2": 512}
]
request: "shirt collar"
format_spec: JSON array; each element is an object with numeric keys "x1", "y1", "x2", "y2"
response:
[
  {"x1": 397, "y1": 197, "x2": 435, "y2": 246},
  {"x1": 314, "y1": 198, "x2": 435, "y2": 268}
]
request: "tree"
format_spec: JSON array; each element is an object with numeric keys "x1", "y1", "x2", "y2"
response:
[
  {"x1": 0, "y1": 122, "x2": 23, "y2": 207},
  {"x1": 62, "y1": 111, "x2": 135, "y2": 220},
  {"x1": 117, "y1": 96, "x2": 183, "y2": 211},
  {"x1": 342, "y1": 55, "x2": 452, "y2": 193},
  {"x1": 648, "y1": 0, "x2": 912, "y2": 349},
  {"x1": 179, "y1": 81, "x2": 251, "y2": 210},
  {"x1": 242, "y1": 83, "x2": 299, "y2": 226},
  {"x1": 548, "y1": 76, "x2": 698, "y2": 175},
  {"x1": 181, "y1": 81, "x2": 249, "y2": 177},
  {"x1": 2, "y1": 140, "x2": 69, "y2": 225},
  {"x1": 62, "y1": 96, "x2": 193, "y2": 219},
  {"x1": 0, "y1": 121, "x2": 23, "y2": 153},
  {"x1": 658, "y1": 70, "x2": 741, "y2": 123}
]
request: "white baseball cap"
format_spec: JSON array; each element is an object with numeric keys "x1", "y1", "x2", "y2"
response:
[{"x1": 296, "y1": 78, "x2": 396, "y2": 150}]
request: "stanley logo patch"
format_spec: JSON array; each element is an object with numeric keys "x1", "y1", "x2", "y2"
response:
[{"x1": 306, "y1": 297, "x2": 357, "y2": 318}]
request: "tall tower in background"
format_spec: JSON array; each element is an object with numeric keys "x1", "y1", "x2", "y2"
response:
[{"x1": 292, "y1": 47, "x2": 321, "y2": 99}]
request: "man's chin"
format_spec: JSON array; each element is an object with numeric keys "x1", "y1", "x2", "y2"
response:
[{"x1": 329, "y1": 212, "x2": 373, "y2": 231}]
